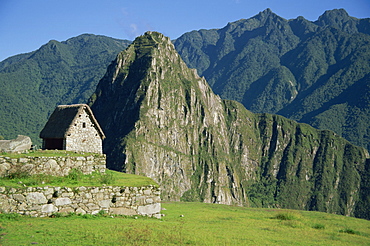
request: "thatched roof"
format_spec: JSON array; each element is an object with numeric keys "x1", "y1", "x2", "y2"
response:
[{"x1": 40, "y1": 104, "x2": 105, "y2": 139}]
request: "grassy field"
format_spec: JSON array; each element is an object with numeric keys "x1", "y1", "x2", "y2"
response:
[
  {"x1": 0, "y1": 202, "x2": 369, "y2": 245},
  {"x1": 0, "y1": 169, "x2": 157, "y2": 188},
  {"x1": 0, "y1": 150, "x2": 157, "y2": 188},
  {"x1": 0, "y1": 150, "x2": 369, "y2": 245}
]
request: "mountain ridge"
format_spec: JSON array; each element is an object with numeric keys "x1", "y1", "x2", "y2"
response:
[
  {"x1": 0, "y1": 9, "x2": 369, "y2": 219},
  {"x1": 174, "y1": 8, "x2": 370, "y2": 153},
  {"x1": 1, "y1": 9, "x2": 369, "y2": 153},
  {"x1": 0, "y1": 34, "x2": 131, "y2": 145},
  {"x1": 89, "y1": 31, "x2": 370, "y2": 219}
]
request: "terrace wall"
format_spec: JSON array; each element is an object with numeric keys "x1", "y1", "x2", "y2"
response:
[
  {"x1": 0, "y1": 155, "x2": 106, "y2": 177},
  {"x1": 0, "y1": 185, "x2": 161, "y2": 218}
]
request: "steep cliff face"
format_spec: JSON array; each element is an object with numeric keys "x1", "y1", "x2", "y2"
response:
[{"x1": 89, "y1": 32, "x2": 369, "y2": 218}]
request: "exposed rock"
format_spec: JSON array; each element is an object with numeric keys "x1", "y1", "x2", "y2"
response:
[
  {"x1": 59, "y1": 207, "x2": 74, "y2": 214},
  {"x1": 0, "y1": 163, "x2": 11, "y2": 176},
  {"x1": 12, "y1": 194, "x2": 25, "y2": 202},
  {"x1": 41, "y1": 204, "x2": 58, "y2": 213},
  {"x1": 43, "y1": 159, "x2": 61, "y2": 175},
  {"x1": 20, "y1": 164, "x2": 34, "y2": 173},
  {"x1": 98, "y1": 199, "x2": 112, "y2": 208},
  {"x1": 0, "y1": 135, "x2": 32, "y2": 153},
  {"x1": 55, "y1": 197, "x2": 72, "y2": 206},
  {"x1": 26, "y1": 192, "x2": 47, "y2": 205},
  {"x1": 0, "y1": 194, "x2": 12, "y2": 212},
  {"x1": 89, "y1": 31, "x2": 370, "y2": 219},
  {"x1": 138, "y1": 203, "x2": 161, "y2": 215},
  {"x1": 75, "y1": 207, "x2": 86, "y2": 215},
  {"x1": 110, "y1": 207, "x2": 136, "y2": 215}
]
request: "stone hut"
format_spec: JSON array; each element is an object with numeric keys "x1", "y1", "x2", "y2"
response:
[{"x1": 40, "y1": 104, "x2": 105, "y2": 154}]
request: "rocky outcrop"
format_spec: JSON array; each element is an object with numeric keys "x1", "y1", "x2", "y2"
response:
[
  {"x1": 0, "y1": 185, "x2": 161, "y2": 217},
  {"x1": 0, "y1": 135, "x2": 32, "y2": 153},
  {"x1": 89, "y1": 32, "x2": 370, "y2": 219}
]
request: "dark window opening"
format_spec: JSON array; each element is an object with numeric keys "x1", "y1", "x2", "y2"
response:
[{"x1": 83, "y1": 122, "x2": 86, "y2": 128}]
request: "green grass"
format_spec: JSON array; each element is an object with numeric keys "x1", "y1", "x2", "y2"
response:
[
  {"x1": 0, "y1": 169, "x2": 157, "y2": 188},
  {"x1": 0, "y1": 150, "x2": 157, "y2": 187},
  {"x1": 0, "y1": 202, "x2": 369, "y2": 245}
]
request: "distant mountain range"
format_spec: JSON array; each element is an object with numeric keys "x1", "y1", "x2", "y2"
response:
[
  {"x1": 1, "y1": 9, "x2": 369, "y2": 155},
  {"x1": 0, "y1": 34, "x2": 130, "y2": 145},
  {"x1": 174, "y1": 8, "x2": 370, "y2": 153}
]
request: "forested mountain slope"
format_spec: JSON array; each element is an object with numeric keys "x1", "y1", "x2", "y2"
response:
[
  {"x1": 174, "y1": 8, "x2": 370, "y2": 152},
  {"x1": 0, "y1": 34, "x2": 130, "y2": 145},
  {"x1": 1, "y1": 9, "x2": 368, "y2": 155},
  {"x1": 0, "y1": 9, "x2": 369, "y2": 219},
  {"x1": 89, "y1": 32, "x2": 370, "y2": 219}
]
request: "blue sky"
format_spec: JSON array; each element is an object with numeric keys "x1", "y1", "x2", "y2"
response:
[{"x1": 1, "y1": 0, "x2": 370, "y2": 61}]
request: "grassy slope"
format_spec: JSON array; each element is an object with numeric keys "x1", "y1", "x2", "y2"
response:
[
  {"x1": 0, "y1": 150, "x2": 157, "y2": 187},
  {"x1": 0, "y1": 169, "x2": 157, "y2": 188},
  {"x1": 0, "y1": 169, "x2": 157, "y2": 189},
  {"x1": 0, "y1": 202, "x2": 369, "y2": 245}
]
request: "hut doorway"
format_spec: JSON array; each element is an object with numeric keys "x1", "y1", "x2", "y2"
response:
[{"x1": 43, "y1": 138, "x2": 64, "y2": 150}]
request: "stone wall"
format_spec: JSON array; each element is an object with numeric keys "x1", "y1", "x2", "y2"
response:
[
  {"x1": 0, "y1": 185, "x2": 161, "y2": 218},
  {"x1": 0, "y1": 155, "x2": 106, "y2": 177},
  {"x1": 65, "y1": 109, "x2": 103, "y2": 154}
]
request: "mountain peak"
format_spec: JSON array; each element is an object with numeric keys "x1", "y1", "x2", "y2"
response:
[
  {"x1": 320, "y1": 8, "x2": 350, "y2": 19},
  {"x1": 315, "y1": 8, "x2": 358, "y2": 33},
  {"x1": 89, "y1": 31, "x2": 221, "y2": 175},
  {"x1": 127, "y1": 31, "x2": 178, "y2": 62},
  {"x1": 255, "y1": 8, "x2": 280, "y2": 19},
  {"x1": 222, "y1": 8, "x2": 286, "y2": 33},
  {"x1": 142, "y1": 31, "x2": 169, "y2": 42},
  {"x1": 255, "y1": 8, "x2": 271, "y2": 18},
  {"x1": 262, "y1": 8, "x2": 273, "y2": 14},
  {"x1": 250, "y1": 8, "x2": 288, "y2": 27},
  {"x1": 89, "y1": 32, "x2": 369, "y2": 217},
  {"x1": 89, "y1": 31, "x2": 208, "y2": 139},
  {"x1": 134, "y1": 31, "x2": 172, "y2": 48}
]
